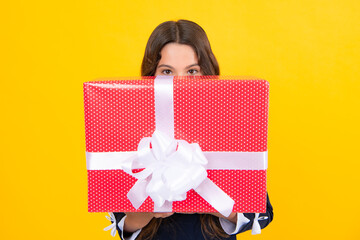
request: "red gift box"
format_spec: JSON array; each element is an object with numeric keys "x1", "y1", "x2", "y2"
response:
[{"x1": 84, "y1": 76, "x2": 269, "y2": 214}]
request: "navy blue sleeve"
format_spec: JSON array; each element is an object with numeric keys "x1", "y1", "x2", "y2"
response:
[{"x1": 237, "y1": 192, "x2": 274, "y2": 233}]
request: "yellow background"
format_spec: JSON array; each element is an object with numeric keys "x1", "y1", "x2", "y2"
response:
[{"x1": 1, "y1": 0, "x2": 359, "y2": 239}]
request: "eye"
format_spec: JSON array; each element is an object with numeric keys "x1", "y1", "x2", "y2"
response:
[
  {"x1": 187, "y1": 69, "x2": 199, "y2": 75},
  {"x1": 161, "y1": 69, "x2": 172, "y2": 75}
]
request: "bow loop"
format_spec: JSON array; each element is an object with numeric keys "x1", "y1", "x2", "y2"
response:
[
  {"x1": 150, "y1": 129, "x2": 174, "y2": 161},
  {"x1": 104, "y1": 212, "x2": 117, "y2": 237}
]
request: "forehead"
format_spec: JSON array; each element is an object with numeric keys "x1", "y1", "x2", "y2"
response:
[{"x1": 159, "y1": 43, "x2": 198, "y2": 66}]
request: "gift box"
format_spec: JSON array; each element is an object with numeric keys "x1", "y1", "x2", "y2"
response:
[{"x1": 84, "y1": 76, "x2": 269, "y2": 215}]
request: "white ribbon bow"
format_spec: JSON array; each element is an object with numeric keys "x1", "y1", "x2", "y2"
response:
[
  {"x1": 104, "y1": 212, "x2": 117, "y2": 237},
  {"x1": 122, "y1": 129, "x2": 235, "y2": 217}
]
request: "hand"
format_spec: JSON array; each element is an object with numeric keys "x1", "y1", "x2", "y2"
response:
[{"x1": 123, "y1": 212, "x2": 153, "y2": 233}]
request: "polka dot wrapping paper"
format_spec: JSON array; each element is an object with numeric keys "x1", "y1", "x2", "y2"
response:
[{"x1": 83, "y1": 76, "x2": 269, "y2": 213}]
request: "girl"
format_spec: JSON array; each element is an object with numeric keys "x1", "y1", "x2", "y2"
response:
[{"x1": 108, "y1": 19, "x2": 273, "y2": 240}]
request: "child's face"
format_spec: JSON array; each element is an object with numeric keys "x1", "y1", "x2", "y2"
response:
[{"x1": 155, "y1": 43, "x2": 202, "y2": 77}]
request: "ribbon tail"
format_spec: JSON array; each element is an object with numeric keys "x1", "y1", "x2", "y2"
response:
[
  {"x1": 194, "y1": 178, "x2": 235, "y2": 217},
  {"x1": 251, "y1": 213, "x2": 261, "y2": 235},
  {"x1": 127, "y1": 179, "x2": 149, "y2": 209},
  {"x1": 153, "y1": 200, "x2": 173, "y2": 212}
]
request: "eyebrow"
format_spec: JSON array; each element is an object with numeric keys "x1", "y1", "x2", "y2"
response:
[
  {"x1": 185, "y1": 63, "x2": 200, "y2": 68},
  {"x1": 157, "y1": 63, "x2": 200, "y2": 69},
  {"x1": 157, "y1": 64, "x2": 174, "y2": 69}
]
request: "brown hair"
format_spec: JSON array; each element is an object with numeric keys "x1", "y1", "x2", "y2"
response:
[
  {"x1": 141, "y1": 19, "x2": 220, "y2": 76},
  {"x1": 138, "y1": 20, "x2": 228, "y2": 240}
]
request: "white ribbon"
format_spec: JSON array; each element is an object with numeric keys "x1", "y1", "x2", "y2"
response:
[
  {"x1": 87, "y1": 76, "x2": 268, "y2": 219},
  {"x1": 104, "y1": 212, "x2": 117, "y2": 237},
  {"x1": 87, "y1": 151, "x2": 267, "y2": 171}
]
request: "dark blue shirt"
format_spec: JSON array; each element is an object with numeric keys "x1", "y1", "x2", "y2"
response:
[{"x1": 113, "y1": 193, "x2": 273, "y2": 240}]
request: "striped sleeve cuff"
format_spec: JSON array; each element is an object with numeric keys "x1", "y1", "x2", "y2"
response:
[{"x1": 219, "y1": 213, "x2": 250, "y2": 235}]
